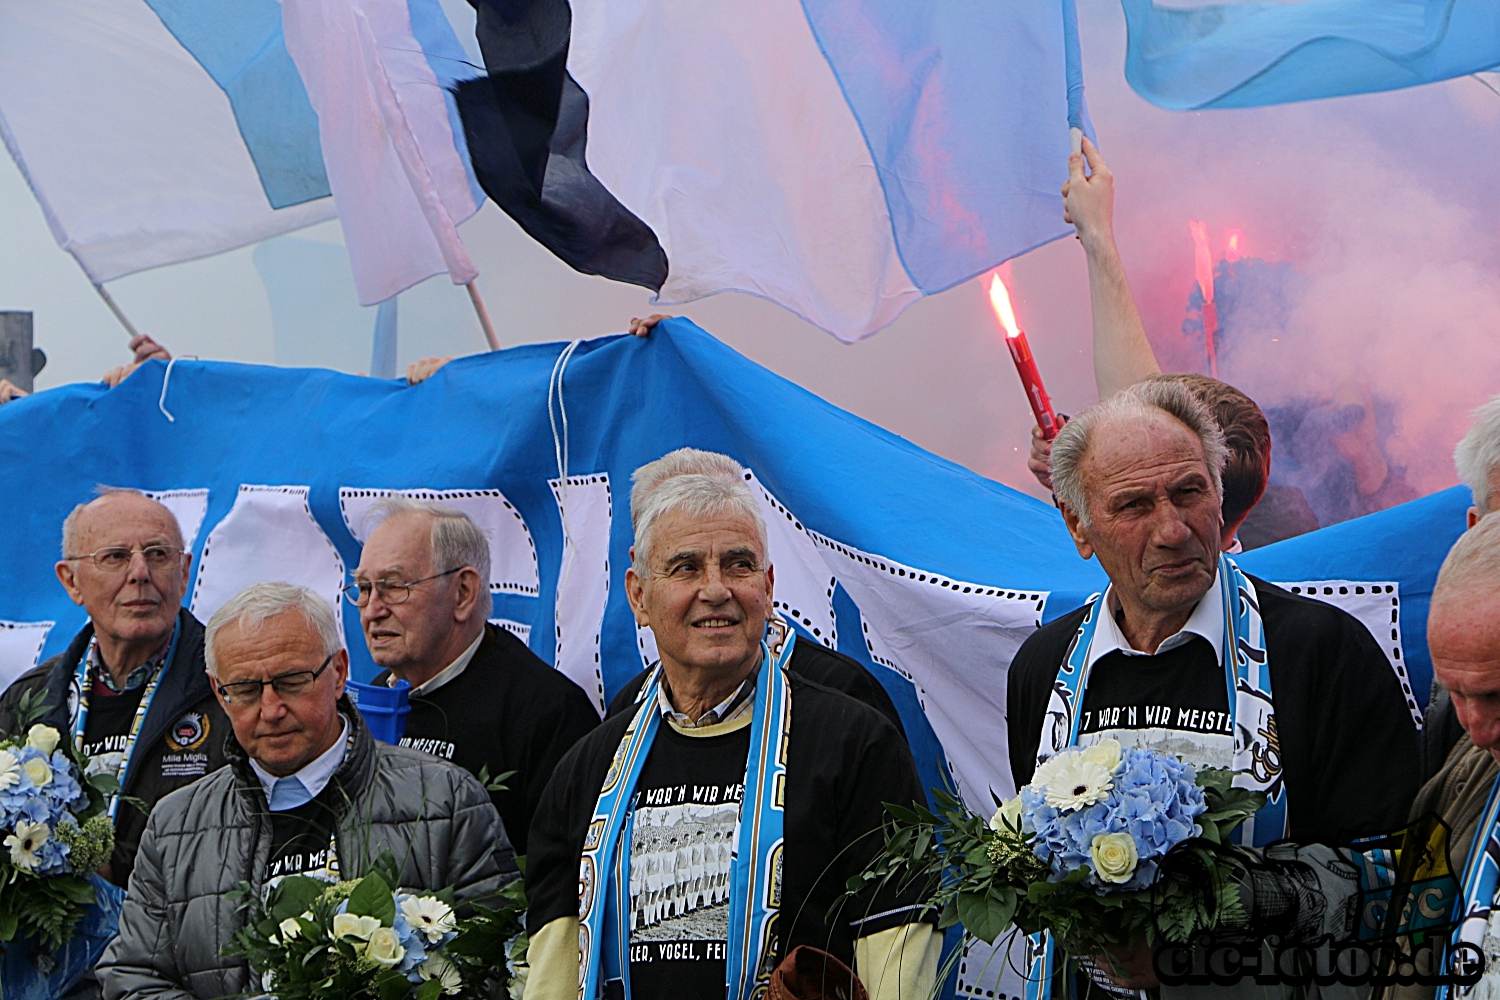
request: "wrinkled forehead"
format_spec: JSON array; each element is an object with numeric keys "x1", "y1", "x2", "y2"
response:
[
  {"x1": 1430, "y1": 588, "x2": 1500, "y2": 670},
  {"x1": 74, "y1": 494, "x2": 183, "y2": 550},
  {"x1": 213, "y1": 612, "x2": 329, "y2": 680},
  {"x1": 358, "y1": 511, "x2": 434, "y2": 576},
  {"x1": 1083, "y1": 412, "x2": 1210, "y2": 494},
  {"x1": 648, "y1": 507, "x2": 767, "y2": 563}
]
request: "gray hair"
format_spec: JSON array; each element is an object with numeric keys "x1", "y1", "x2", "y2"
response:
[
  {"x1": 630, "y1": 448, "x2": 767, "y2": 567},
  {"x1": 1051, "y1": 379, "x2": 1228, "y2": 527},
  {"x1": 61, "y1": 485, "x2": 182, "y2": 558},
  {"x1": 1455, "y1": 394, "x2": 1500, "y2": 517},
  {"x1": 204, "y1": 582, "x2": 342, "y2": 676},
  {"x1": 1434, "y1": 511, "x2": 1500, "y2": 608},
  {"x1": 365, "y1": 495, "x2": 492, "y2": 617}
]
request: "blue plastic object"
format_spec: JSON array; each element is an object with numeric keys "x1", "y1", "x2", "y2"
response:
[{"x1": 347, "y1": 678, "x2": 411, "y2": 744}]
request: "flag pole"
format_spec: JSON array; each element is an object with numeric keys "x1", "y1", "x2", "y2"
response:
[
  {"x1": 92, "y1": 283, "x2": 142, "y2": 340},
  {"x1": 466, "y1": 281, "x2": 500, "y2": 351}
]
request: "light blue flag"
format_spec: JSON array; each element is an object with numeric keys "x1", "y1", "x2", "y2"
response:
[{"x1": 1122, "y1": 0, "x2": 1500, "y2": 110}]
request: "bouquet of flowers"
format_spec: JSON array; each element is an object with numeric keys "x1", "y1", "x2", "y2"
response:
[
  {"x1": 0, "y1": 691, "x2": 119, "y2": 953},
  {"x1": 226, "y1": 851, "x2": 529, "y2": 1000},
  {"x1": 849, "y1": 739, "x2": 1265, "y2": 959}
]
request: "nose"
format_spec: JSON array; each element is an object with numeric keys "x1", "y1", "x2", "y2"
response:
[
  {"x1": 126, "y1": 550, "x2": 153, "y2": 585},
  {"x1": 697, "y1": 564, "x2": 732, "y2": 603},
  {"x1": 1460, "y1": 701, "x2": 1500, "y2": 754},
  {"x1": 258, "y1": 685, "x2": 290, "y2": 723},
  {"x1": 1149, "y1": 504, "x2": 1194, "y2": 549}
]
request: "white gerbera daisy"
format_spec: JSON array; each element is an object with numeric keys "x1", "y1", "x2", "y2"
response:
[
  {"x1": 400, "y1": 894, "x2": 456, "y2": 943},
  {"x1": 1042, "y1": 757, "x2": 1114, "y2": 812},
  {"x1": 4, "y1": 820, "x2": 49, "y2": 871},
  {"x1": 0, "y1": 750, "x2": 20, "y2": 792},
  {"x1": 418, "y1": 953, "x2": 463, "y2": 995}
]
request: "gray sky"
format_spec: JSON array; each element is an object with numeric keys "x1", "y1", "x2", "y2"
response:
[{"x1": 4, "y1": 0, "x2": 1497, "y2": 503}]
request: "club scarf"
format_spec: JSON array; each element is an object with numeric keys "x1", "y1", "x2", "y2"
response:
[
  {"x1": 1022, "y1": 554, "x2": 1284, "y2": 1000},
  {"x1": 577, "y1": 618, "x2": 796, "y2": 1000},
  {"x1": 1439, "y1": 774, "x2": 1500, "y2": 1000}
]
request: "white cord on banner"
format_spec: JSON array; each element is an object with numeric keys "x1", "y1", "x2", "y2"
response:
[
  {"x1": 548, "y1": 340, "x2": 583, "y2": 592},
  {"x1": 157, "y1": 355, "x2": 197, "y2": 423}
]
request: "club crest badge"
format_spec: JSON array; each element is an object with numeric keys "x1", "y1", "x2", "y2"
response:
[{"x1": 166, "y1": 712, "x2": 209, "y2": 752}]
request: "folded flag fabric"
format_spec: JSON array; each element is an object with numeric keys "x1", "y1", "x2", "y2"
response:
[
  {"x1": 457, "y1": 0, "x2": 1093, "y2": 341},
  {"x1": 1122, "y1": 0, "x2": 1500, "y2": 110},
  {"x1": 282, "y1": 0, "x2": 486, "y2": 306},
  {"x1": 0, "y1": 0, "x2": 334, "y2": 283}
]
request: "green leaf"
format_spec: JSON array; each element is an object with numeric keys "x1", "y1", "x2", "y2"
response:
[
  {"x1": 347, "y1": 872, "x2": 396, "y2": 924},
  {"x1": 415, "y1": 979, "x2": 443, "y2": 1000},
  {"x1": 378, "y1": 969, "x2": 412, "y2": 1000},
  {"x1": 270, "y1": 877, "x2": 324, "y2": 922}
]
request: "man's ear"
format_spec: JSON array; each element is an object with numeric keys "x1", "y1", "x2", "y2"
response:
[
  {"x1": 452, "y1": 566, "x2": 483, "y2": 623},
  {"x1": 1470, "y1": 507, "x2": 1482, "y2": 530},
  {"x1": 331, "y1": 649, "x2": 349, "y2": 700},
  {"x1": 55, "y1": 561, "x2": 85, "y2": 606},
  {"x1": 764, "y1": 563, "x2": 775, "y2": 606},
  {"x1": 1060, "y1": 504, "x2": 1096, "y2": 561},
  {"x1": 625, "y1": 566, "x2": 649, "y2": 627}
]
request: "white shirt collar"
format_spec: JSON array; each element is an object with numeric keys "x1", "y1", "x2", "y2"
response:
[
  {"x1": 1086, "y1": 567, "x2": 1226, "y2": 668},
  {"x1": 392, "y1": 630, "x2": 485, "y2": 698},
  {"x1": 250, "y1": 714, "x2": 350, "y2": 805}
]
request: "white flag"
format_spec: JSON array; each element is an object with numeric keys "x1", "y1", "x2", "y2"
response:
[{"x1": 282, "y1": 0, "x2": 482, "y2": 305}]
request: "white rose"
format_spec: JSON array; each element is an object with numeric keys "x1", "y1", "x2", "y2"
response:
[
  {"x1": 21, "y1": 758, "x2": 50, "y2": 788},
  {"x1": 1078, "y1": 737, "x2": 1122, "y2": 772},
  {"x1": 278, "y1": 917, "x2": 302, "y2": 941},
  {"x1": 26, "y1": 725, "x2": 60, "y2": 756},
  {"x1": 988, "y1": 796, "x2": 1023, "y2": 832},
  {"x1": 332, "y1": 912, "x2": 381, "y2": 941},
  {"x1": 364, "y1": 926, "x2": 405, "y2": 967},
  {"x1": 1090, "y1": 832, "x2": 1139, "y2": 884}
]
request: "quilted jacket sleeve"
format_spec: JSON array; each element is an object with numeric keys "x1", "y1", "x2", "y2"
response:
[{"x1": 96, "y1": 809, "x2": 195, "y2": 1000}]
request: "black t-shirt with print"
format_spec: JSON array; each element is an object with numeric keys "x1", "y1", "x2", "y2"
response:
[
  {"x1": 266, "y1": 796, "x2": 340, "y2": 884},
  {"x1": 80, "y1": 683, "x2": 147, "y2": 762},
  {"x1": 627, "y1": 721, "x2": 749, "y2": 999},
  {"x1": 1074, "y1": 636, "x2": 1234, "y2": 756},
  {"x1": 1008, "y1": 576, "x2": 1422, "y2": 846}
]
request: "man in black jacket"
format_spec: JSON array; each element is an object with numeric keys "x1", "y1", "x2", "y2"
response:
[
  {"x1": 0, "y1": 488, "x2": 230, "y2": 891},
  {"x1": 524, "y1": 448, "x2": 936, "y2": 1000},
  {"x1": 1006, "y1": 380, "x2": 1420, "y2": 992},
  {"x1": 353, "y1": 495, "x2": 598, "y2": 857}
]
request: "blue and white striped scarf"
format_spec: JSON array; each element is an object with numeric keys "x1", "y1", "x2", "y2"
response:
[{"x1": 577, "y1": 618, "x2": 795, "y2": 1000}]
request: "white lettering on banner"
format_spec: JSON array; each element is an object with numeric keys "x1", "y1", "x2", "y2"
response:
[
  {"x1": 189, "y1": 485, "x2": 346, "y2": 642},
  {"x1": 551, "y1": 475, "x2": 611, "y2": 716},
  {"x1": 0, "y1": 621, "x2": 53, "y2": 693},
  {"x1": 142, "y1": 488, "x2": 210, "y2": 552},
  {"x1": 745, "y1": 472, "x2": 837, "y2": 649},
  {"x1": 806, "y1": 527, "x2": 1046, "y2": 811},
  {"x1": 339, "y1": 488, "x2": 540, "y2": 597},
  {"x1": 1275, "y1": 580, "x2": 1421, "y2": 728}
]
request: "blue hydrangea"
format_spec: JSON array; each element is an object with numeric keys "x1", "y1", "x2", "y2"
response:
[{"x1": 1022, "y1": 747, "x2": 1207, "y2": 892}]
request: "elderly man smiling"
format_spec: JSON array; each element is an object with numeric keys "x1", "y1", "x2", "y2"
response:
[
  {"x1": 1007, "y1": 379, "x2": 1419, "y2": 994},
  {"x1": 0, "y1": 488, "x2": 229, "y2": 893},
  {"x1": 97, "y1": 582, "x2": 514, "y2": 1000},
  {"x1": 523, "y1": 448, "x2": 935, "y2": 1000}
]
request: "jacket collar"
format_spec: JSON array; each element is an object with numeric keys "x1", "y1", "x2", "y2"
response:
[
  {"x1": 42, "y1": 610, "x2": 213, "y2": 790},
  {"x1": 225, "y1": 694, "x2": 376, "y2": 811}
]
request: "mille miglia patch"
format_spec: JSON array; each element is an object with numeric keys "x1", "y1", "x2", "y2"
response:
[{"x1": 161, "y1": 712, "x2": 211, "y2": 778}]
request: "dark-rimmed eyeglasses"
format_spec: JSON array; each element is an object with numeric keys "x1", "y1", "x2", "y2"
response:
[
  {"x1": 215, "y1": 653, "x2": 336, "y2": 705},
  {"x1": 342, "y1": 567, "x2": 462, "y2": 607},
  {"x1": 64, "y1": 545, "x2": 184, "y2": 573}
]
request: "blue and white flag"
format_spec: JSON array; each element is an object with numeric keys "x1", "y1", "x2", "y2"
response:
[
  {"x1": 1122, "y1": 0, "x2": 1500, "y2": 110},
  {"x1": 0, "y1": 0, "x2": 334, "y2": 283},
  {"x1": 458, "y1": 0, "x2": 1094, "y2": 341}
]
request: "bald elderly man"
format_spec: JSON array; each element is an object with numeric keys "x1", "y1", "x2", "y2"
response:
[{"x1": 0, "y1": 488, "x2": 229, "y2": 890}]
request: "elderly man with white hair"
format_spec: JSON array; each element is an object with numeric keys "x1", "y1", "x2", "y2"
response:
[
  {"x1": 1007, "y1": 379, "x2": 1419, "y2": 993},
  {"x1": 354, "y1": 495, "x2": 599, "y2": 857},
  {"x1": 97, "y1": 582, "x2": 515, "y2": 1000},
  {"x1": 523, "y1": 448, "x2": 936, "y2": 1000}
]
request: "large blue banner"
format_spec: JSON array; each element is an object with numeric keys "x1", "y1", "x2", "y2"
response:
[{"x1": 0, "y1": 319, "x2": 1463, "y2": 997}]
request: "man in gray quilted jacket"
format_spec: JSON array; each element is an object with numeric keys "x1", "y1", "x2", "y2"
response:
[{"x1": 97, "y1": 582, "x2": 517, "y2": 1000}]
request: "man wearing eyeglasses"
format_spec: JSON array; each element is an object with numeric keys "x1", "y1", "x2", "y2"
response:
[
  {"x1": 98, "y1": 581, "x2": 514, "y2": 1000},
  {"x1": 0, "y1": 487, "x2": 230, "y2": 892},
  {"x1": 351, "y1": 496, "x2": 598, "y2": 856}
]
